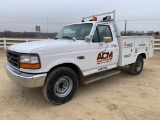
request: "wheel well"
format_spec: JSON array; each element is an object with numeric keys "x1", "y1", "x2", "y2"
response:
[
  {"x1": 48, "y1": 63, "x2": 84, "y2": 84},
  {"x1": 139, "y1": 53, "x2": 146, "y2": 59}
]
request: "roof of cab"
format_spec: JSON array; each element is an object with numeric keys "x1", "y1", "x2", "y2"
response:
[{"x1": 65, "y1": 21, "x2": 110, "y2": 27}]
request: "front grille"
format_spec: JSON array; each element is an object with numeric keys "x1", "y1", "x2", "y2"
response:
[{"x1": 7, "y1": 50, "x2": 20, "y2": 68}]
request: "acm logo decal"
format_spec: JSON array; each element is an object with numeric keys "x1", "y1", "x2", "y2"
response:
[
  {"x1": 97, "y1": 52, "x2": 113, "y2": 64},
  {"x1": 124, "y1": 42, "x2": 133, "y2": 48}
]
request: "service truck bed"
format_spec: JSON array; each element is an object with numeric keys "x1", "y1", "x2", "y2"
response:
[{"x1": 118, "y1": 36, "x2": 154, "y2": 66}]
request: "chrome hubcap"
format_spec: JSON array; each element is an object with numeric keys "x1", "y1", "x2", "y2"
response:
[{"x1": 54, "y1": 76, "x2": 73, "y2": 97}]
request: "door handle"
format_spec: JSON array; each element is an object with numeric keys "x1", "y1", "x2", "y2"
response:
[{"x1": 111, "y1": 44, "x2": 116, "y2": 47}]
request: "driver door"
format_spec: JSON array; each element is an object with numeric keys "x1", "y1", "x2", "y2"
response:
[{"x1": 89, "y1": 24, "x2": 118, "y2": 73}]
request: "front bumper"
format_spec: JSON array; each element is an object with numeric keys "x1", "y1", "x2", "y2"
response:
[{"x1": 4, "y1": 63, "x2": 47, "y2": 88}]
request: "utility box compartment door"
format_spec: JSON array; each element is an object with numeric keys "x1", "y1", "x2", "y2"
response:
[
  {"x1": 149, "y1": 44, "x2": 154, "y2": 58},
  {"x1": 119, "y1": 38, "x2": 135, "y2": 66},
  {"x1": 135, "y1": 37, "x2": 150, "y2": 49},
  {"x1": 119, "y1": 36, "x2": 154, "y2": 67}
]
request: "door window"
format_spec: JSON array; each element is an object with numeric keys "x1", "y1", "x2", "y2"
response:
[
  {"x1": 92, "y1": 28, "x2": 99, "y2": 43},
  {"x1": 92, "y1": 25, "x2": 112, "y2": 43}
]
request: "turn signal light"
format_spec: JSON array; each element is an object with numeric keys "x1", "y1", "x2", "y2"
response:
[{"x1": 20, "y1": 63, "x2": 40, "y2": 69}]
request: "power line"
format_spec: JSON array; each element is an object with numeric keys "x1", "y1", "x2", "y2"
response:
[
  {"x1": 116, "y1": 19, "x2": 160, "y2": 22},
  {"x1": 0, "y1": 22, "x2": 74, "y2": 24},
  {"x1": 126, "y1": 23, "x2": 160, "y2": 24},
  {"x1": 1, "y1": 19, "x2": 160, "y2": 24}
]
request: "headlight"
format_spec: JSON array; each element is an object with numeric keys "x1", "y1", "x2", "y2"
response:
[{"x1": 20, "y1": 54, "x2": 41, "y2": 69}]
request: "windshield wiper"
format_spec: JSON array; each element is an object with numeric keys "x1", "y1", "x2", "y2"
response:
[{"x1": 62, "y1": 36, "x2": 76, "y2": 41}]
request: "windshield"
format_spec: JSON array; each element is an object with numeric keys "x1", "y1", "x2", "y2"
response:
[{"x1": 56, "y1": 23, "x2": 93, "y2": 40}]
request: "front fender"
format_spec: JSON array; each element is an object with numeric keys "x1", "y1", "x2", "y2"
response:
[{"x1": 44, "y1": 58, "x2": 82, "y2": 73}]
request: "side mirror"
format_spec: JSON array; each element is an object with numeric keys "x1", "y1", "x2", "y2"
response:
[
  {"x1": 85, "y1": 36, "x2": 91, "y2": 42},
  {"x1": 103, "y1": 37, "x2": 112, "y2": 43}
]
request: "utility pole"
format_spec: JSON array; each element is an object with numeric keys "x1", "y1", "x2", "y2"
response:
[
  {"x1": 125, "y1": 20, "x2": 127, "y2": 36},
  {"x1": 47, "y1": 15, "x2": 48, "y2": 33}
]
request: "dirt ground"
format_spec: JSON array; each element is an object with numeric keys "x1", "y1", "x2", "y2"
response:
[{"x1": 0, "y1": 50, "x2": 160, "y2": 120}]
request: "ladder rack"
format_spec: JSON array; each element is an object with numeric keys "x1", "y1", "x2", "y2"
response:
[{"x1": 82, "y1": 10, "x2": 116, "y2": 21}]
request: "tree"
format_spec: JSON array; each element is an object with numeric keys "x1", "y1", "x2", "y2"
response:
[{"x1": 155, "y1": 31, "x2": 159, "y2": 35}]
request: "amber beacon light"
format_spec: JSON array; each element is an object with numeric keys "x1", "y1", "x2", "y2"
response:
[{"x1": 93, "y1": 16, "x2": 97, "y2": 21}]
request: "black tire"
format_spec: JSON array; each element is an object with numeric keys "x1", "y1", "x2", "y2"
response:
[
  {"x1": 43, "y1": 67, "x2": 78, "y2": 104},
  {"x1": 129, "y1": 55, "x2": 144, "y2": 75}
]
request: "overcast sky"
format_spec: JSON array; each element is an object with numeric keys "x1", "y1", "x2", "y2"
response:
[{"x1": 0, "y1": 0, "x2": 160, "y2": 32}]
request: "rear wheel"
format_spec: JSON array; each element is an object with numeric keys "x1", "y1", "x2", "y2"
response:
[
  {"x1": 43, "y1": 67, "x2": 78, "y2": 104},
  {"x1": 129, "y1": 55, "x2": 144, "y2": 75}
]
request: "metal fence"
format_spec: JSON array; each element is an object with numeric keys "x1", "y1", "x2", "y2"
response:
[{"x1": 0, "y1": 38, "x2": 160, "y2": 50}]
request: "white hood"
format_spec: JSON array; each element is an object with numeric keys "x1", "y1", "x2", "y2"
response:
[{"x1": 8, "y1": 40, "x2": 76, "y2": 53}]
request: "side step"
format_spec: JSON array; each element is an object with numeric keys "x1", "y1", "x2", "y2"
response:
[{"x1": 84, "y1": 70, "x2": 121, "y2": 85}]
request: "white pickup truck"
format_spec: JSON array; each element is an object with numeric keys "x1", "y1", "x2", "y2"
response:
[{"x1": 5, "y1": 10, "x2": 154, "y2": 104}]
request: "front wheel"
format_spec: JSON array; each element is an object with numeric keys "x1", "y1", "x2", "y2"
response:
[
  {"x1": 43, "y1": 67, "x2": 78, "y2": 104},
  {"x1": 129, "y1": 55, "x2": 144, "y2": 75}
]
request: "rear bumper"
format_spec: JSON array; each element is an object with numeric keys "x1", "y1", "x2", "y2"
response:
[{"x1": 4, "y1": 63, "x2": 47, "y2": 88}]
